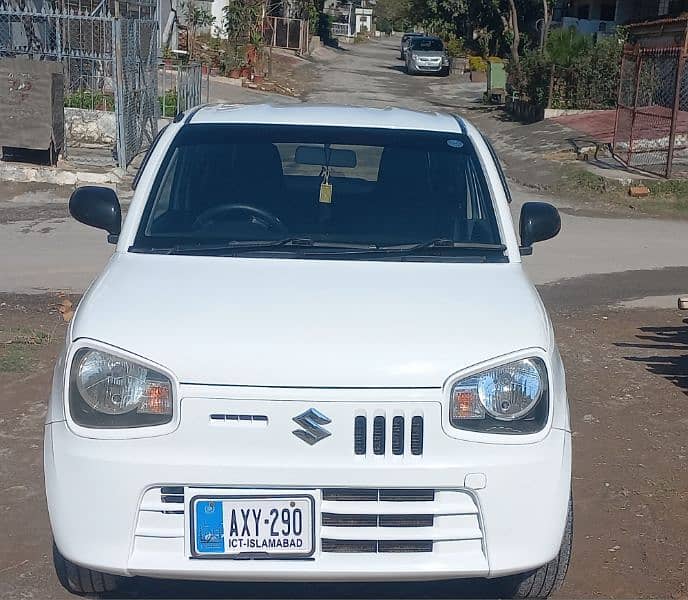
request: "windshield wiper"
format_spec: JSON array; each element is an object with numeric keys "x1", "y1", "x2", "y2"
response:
[
  {"x1": 374, "y1": 238, "x2": 507, "y2": 254},
  {"x1": 161, "y1": 238, "x2": 378, "y2": 255}
]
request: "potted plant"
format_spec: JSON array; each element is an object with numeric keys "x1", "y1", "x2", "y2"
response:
[{"x1": 162, "y1": 47, "x2": 174, "y2": 68}]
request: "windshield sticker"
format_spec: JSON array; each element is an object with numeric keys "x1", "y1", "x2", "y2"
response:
[{"x1": 447, "y1": 139, "x2": 464, "y2": 149}]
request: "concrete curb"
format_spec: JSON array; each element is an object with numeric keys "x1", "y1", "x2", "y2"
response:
[{"x1": 0, "y1": 161, "x2": 125, "y2": 187}]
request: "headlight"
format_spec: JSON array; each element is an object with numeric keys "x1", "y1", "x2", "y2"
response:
[
  {"x1": 69, "y1": 348, "x2": 173, "y2": 428},
  {"x1": 449, "y1": 358, "x2": 548, "y2": 434}
]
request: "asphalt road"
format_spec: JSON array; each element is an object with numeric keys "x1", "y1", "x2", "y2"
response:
[
  {"x1": 2, "y1": 38, "x2": 688, "y2": 296},
  {"x1": 2, "y1": 36, "x2": 688, "y2": 600}
]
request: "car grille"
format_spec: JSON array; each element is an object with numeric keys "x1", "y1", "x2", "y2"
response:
[
  {"x1": 354, "y1": 414, "x2": 423, "y2": 456},
  {"x1": 320, "y1": 488, "x2": 483, "y2": 555}
]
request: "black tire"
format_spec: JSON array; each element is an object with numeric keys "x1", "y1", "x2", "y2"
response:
[
  {"x1": 494, "y1": 497, "x2": 573, "y2": 599},
  {"x1": 440, "y1": 66, "x2": 450, "y2": 77},
  {"x1": 53, "y1": 541, "x2": 121, "y2": 596}
]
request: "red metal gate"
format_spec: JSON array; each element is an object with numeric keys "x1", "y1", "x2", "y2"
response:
[{"x1": 613, "y1": 18, "x2": 688, "y2": 178}]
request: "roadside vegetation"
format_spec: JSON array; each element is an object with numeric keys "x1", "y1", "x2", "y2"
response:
[{"x1": 551, "y1": 164, "x2": 688, "y2": 218}]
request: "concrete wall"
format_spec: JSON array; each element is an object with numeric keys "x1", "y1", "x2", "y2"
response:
[{"x1": 64, "y1": 108, "x2": 116, "y2": 146}]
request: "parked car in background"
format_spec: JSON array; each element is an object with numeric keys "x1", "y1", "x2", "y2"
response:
[
  {"x1": 400, "y1": 31, "x2": 423, "y2": 60},
  {"x1": 406, "y1": 36, "x2": 451, "y2": 76},
  {"x1": 47, "y1": 104, "x2": 570, "y2": 599}
]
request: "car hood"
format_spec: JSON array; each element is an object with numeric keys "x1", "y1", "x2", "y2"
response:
[
  {"x1": 72, "y1": 253, "x2": 551, "y2": 388},
  {"x1": 412, "y1": 51, "x2": 445, "y2": 58}
]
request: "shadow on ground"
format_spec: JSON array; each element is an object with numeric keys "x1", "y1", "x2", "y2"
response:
[
  {"x1": 616, "y1": 318, "x2": 688, "y2": 395},
  {"x1": 112, "y1": 578, "x2": 504, "y2": 599}
]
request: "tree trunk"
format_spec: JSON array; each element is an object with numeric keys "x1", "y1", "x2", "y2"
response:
[
  {"x1": 540, "y1": 0, "x2": 551, "y2": 52},
  {"x1": 507, "y1": 0, "x2": 520, "y2": 65}
]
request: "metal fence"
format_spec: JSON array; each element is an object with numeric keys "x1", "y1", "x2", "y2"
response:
[
  {"x1": 0, "y1": 0, "x2": 172, "y2": 168},
  {"x1": 613, "y1": 19, "x2": 688, "y2": 178},
  {"x1": 264, "y1": 16, "x2": 308, "y2": 54},
  {"x1": 330, "y1": 22, "x2": 350, "y2": 37},
  {"x1": 613, "y1": 45, "x2": 686, "y2": 177},
  {"x1": 0, "y1": 3, "x2": 116, "y2": 110},
  {"x1": 159, "y1": 62, "x2": 207, "y2": 119},
  {"x1": 114, "y1": 15, "x2": 157, "y2": 167}
]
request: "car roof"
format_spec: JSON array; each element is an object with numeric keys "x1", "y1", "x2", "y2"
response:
[{"x1": 189, "y1": 104, "x2": 467, "y2": 134}]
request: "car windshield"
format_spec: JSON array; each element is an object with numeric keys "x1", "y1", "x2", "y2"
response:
[
  {"x1": 133, "y1": 124, "x2": 503, "y2": 259},
  {"x1": 411, "y1": 38, "x2": 443, "y2": 51}
]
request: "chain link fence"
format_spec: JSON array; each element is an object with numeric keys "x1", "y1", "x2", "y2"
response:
[
  {"x1": 0, "y1": 0, "x2": 208, "y2": 168},
  {"x1": 0, "y1": 2, "x2": 116, "y2": 111},
  {"x1": 613, "y1": 46, "x2": 684, "y2": 177},
  {"x1": 114, "y1": 15, "x2": 157, "y2": 168},
  {"x1": 613, "y1": 17, "x2": 688, "y2": 178}
]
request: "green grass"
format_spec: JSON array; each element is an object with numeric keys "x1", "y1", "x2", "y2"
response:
[
  {"x1": 0, "y1": 329, "x2": 52, "y2": 373},
  {"x1": 552, "y1": 164, "x2": 688, "y2": 217}
]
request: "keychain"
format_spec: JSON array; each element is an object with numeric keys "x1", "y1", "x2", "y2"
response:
[{"x1": 319, "y1": 165, "x2": 333, "y2": 204}]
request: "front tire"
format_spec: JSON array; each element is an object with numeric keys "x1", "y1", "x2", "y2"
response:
[
  {"x1": 494, "y1": 497, "x2": 573, "y2": 599},
  {"x1": 53, "y1": 542, "x2": 121, "y2": 596}
]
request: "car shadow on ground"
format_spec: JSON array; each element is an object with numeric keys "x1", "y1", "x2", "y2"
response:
[
  {"x1": 113, "y1": 578, "x2": 502, "y2": 599},
  {"x1": 383, "y1": 64, "x2": 407, "y2": 73},
  {"x1": 616, "y1": 319, "x2": 688, "y2": 395}
]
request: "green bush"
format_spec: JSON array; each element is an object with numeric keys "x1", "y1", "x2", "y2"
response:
[
  {"x1": 64, "y1": 90, "x2": 114, "y2": 111},
  {"x1": 546, "y1": 27, "x2": 591, "y2": 68},
  {"x1": 469, "y1": 55, "x2": 487, "y2": 72},
  {"x1": 510, "y1": 32, "x2": 622, "y2": 110},
  {"x1": 444, "y1": 36, "x2": 464, "y2": 58},
  {"x1": 377, "y1": 17, "x2": 393, "y2": 35},
  {"x1": 159, "y1": 89, "x2": 178, "y2": 117},
  {"x1": 509, "y1": 49, "x2": 552, "y2": 107}
]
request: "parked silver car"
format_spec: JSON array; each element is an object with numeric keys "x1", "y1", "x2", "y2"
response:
[
  {"x1": 400, "y1": 32, "x2": 423, "y2": 60},
  {"x1": 406, "y1": 36, "x2": 450, "y2": 76}
]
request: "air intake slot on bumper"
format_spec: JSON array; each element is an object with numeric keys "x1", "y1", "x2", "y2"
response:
[{"x1": 320, "y1": 488, "x2": 483, "y2": 556}]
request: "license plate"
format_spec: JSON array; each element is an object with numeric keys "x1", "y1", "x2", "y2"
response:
[{"x1": 191, "y1": 495, "x2": 314, "y2": 557}]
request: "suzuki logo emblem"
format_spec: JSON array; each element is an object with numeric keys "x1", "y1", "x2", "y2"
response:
[{"x1": 292, "y1": 408, "x2": 332, "y2": 445}]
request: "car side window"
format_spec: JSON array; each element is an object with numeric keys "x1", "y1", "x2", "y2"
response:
[
  {"x1": 131, "y1": 125, "x2": 169, "y2": 190},
  {"x1": 481, "y1": 134, "x2": 512, "y2": 204}
]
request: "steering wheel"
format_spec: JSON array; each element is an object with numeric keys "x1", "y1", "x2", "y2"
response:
[{"x1": 192, "y1": 204, "x2": 287, "y2": 234}]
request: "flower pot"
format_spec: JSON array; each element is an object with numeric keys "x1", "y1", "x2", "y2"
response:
[
  {"x1": 229, "y1": 68, "x2": 241, "y2": 79},
  {"x1": 240, "y1": 67, "x2": 251, "y2": 78}
]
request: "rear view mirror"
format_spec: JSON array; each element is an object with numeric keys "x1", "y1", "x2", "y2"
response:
[
  {"x1": 69, "y1": 186, "x2": 122, "y2": 244},
  {"x1": 295, "y1": 146, "x2": 357, "y2": 168},
  {"x1": 519, "y1": 202, "x2": 561, "y2": 255}
]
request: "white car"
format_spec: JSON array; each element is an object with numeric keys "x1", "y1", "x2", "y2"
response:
[{"x1": 45, "y1": 105, "x2": 571, "y2": 598}]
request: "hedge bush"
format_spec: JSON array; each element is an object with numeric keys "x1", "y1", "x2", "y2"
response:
[{"x1": 509, "y1": 32, "x2": 622, "y2": 110}]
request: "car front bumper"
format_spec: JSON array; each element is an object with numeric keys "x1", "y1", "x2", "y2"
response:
[{"x1": 45, "y1": 393, "x2": 571, "y2": 582}]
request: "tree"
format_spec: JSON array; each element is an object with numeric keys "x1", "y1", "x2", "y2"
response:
[
  {"x1": 374, "y1": 0, "x2": 411, "y2": 32},
  {"x1": 182, "y1": 0, "x2": 215, "y2": 58}
]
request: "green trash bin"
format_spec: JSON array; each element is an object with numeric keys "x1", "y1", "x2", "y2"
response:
[{"x1": 487, "y1": 61, "x2": 507, "y2": 103}]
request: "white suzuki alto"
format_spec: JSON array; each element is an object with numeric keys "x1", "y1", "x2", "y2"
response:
[{"x1": 45, "y1": 105, "x2": 571, "y2": 598}]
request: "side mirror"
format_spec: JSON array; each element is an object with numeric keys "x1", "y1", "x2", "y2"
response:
[
  {"x1": 519, "y1": 202, "x2": 561, "y2": 256},
  {"x1": 69, "y1": 186, "x2": 122, "y2": 244}
]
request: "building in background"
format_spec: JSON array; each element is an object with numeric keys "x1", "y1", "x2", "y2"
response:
[{"x1": 552, "y1": 0, "x2": 683, "y2": 35}]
